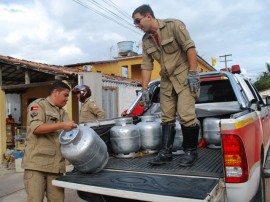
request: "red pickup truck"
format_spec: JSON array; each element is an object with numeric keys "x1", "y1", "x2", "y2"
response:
[{"x1": 53, "y1": 69, "x2": 270, "y2": 202}]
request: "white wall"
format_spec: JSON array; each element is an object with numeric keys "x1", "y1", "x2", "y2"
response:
[
  {"x1": 6, "y1": 93, "x2": 21, "y2": 124},
  {"x1": 80, "y1": 72, "x2": 103, "y2": 107},
  {"x1": 118, "y1": 85, "x2": 141, "y2": 116}
]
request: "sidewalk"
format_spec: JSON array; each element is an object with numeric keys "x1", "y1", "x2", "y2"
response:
[{"x1": 0, "y1": 163, "x2": 85, "y2": 202}]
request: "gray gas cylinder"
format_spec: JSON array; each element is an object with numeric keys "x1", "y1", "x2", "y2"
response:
[
  {"x1": 173, "y1": 119, "x2": 202, "y2": 153},
  {"x1": 59, "y1": 125, "x2": 109, "y2": 174},
  {"x1": 110, "y1": 117, "x2": 140, "y2": 158},
  {"x1": 137, "y1": 116, "x2": 161, "y2": 154},
  {"x1": 203, "y1": 117, "x2": 221, "y2": 148},
  {"x1": 172, "y1": 121, "x2": 183, "y2": 152}
]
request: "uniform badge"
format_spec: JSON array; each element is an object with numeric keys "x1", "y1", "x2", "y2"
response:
[
  {"x1": 179, "y1": 25, "x2": 185, "y2": 31},
  {"x1": 31, "y1": 112, "x2": 38, "y2": 118},
  {"x1": 31, "y1": 106, "x2": 39, "y2": 111}
]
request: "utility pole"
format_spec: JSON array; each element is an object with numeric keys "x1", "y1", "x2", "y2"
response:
[{"x1": 219, "y1": 54, "x2": 232, "y2": 70}]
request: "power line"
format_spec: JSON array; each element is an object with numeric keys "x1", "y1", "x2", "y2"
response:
[
  {"x1": 72, "y1": 0, "x2": 142, "y2": 35},
  {"x1": 86, "y1": 0, "x2": 135, "y2": 30},
  {"x1": 101, "y1": 0, "x2": 131, "y2": 19}
]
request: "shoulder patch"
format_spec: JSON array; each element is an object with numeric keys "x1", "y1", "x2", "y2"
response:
[
  {"x1": 179, "y1": 24, "x2": 186, "y2": 31},
  {"x1": 31, "y1": 106, "x2": 39, "y2": 111},
  {"x1": 30, "y1": 112, "x2": 38, "y2": 118},
  {"x1": 178, "y1": 21, "x2": 186, "y2": 31}
]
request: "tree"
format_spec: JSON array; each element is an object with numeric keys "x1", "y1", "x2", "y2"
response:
[{"x1": 253, "y1": 62, "x2": 270, "y2": 91}]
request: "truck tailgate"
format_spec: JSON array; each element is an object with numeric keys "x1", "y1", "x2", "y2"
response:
[{"x1": 53, "y1": 148, "x2": 224, "y2": 201}]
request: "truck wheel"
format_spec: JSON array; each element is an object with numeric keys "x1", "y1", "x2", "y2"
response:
[
  {"x1": 77, "y1": 191, "x2": 106, "y2": 202},
  {"x1": 77, "y1": 191, "x2": 139, "y2": 202},
  {"x1": 251, "y1": 161, "x2": 266, "y2": 202}
]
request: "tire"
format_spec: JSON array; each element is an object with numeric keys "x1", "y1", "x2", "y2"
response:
[
  {"x1": 251, "y1": 160, "x2": 266, "y2": 202},
  {"x1": 77, "y1": 191, "x2": 106, "y2": 202}
]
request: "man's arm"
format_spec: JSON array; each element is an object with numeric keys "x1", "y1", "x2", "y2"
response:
[
  {"x1": 185, "y1": 47, "x2": 200, "y2": 94},
  {"x1": 173, "y1": 20, "x2": 197, "y2": 71},
  {"x1": 142, "y1": 69, "x2": 152, "y2": 88},
  {"x1": 187, "y1": 47, "x2": 198, "y2": 71},
  {"x1": 34, "y1": 121, "x2": 76, "y2": 135}
]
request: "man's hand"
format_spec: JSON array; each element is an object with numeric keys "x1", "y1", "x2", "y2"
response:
[
  {"x1": 62, "y1": 121, "x2": 77, "y2": 131},
  {"x1": 184, "y1": 71, "x2": 200, "y2": 93},
  {"x1": 141, "y1": 88, "x2": 151, "y2": 107}
]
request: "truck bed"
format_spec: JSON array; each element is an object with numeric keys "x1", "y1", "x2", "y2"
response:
[
  {"x1": 105, "y1": 148, "x2": 223, "y2": 178},
  {"x1": 54, "y1": 148, "x2": 224, "y2": 201}
]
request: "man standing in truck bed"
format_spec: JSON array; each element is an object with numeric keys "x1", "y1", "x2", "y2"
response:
[{"x1": 132, "y1": 4, "x2": 200, "y2": 166}]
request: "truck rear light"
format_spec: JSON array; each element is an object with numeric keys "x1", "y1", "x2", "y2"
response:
[
  {"x1": 224, "y1": 154, "x2": 241, "y2": 165},
  {"x1": 222, "y1": 134, "x2": 248, "y2": 183},
  {"x1": 226, "y1": 167, "x2": 242, "y2": 177}
]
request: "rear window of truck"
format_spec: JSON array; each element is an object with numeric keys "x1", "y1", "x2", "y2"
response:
[{"x1": 196, "y1": 79, "x2": 237, "y2": 103}]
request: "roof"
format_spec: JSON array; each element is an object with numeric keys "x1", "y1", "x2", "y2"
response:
[
  {"x1": 0, "y1": 55, "x2": 83, "y2": 93},
  {"x1": 0, "y1": 55, "x2": 141, "y2": 92},
  {"x1": 0, "y1": 55, "x2": 82, "y2": 85},
  {"x1": 197, "y1": 55, "x2": 216, "y2": 71},
  {"x1": 102, "y1": 74, "x2": 141, "y2": 85}
]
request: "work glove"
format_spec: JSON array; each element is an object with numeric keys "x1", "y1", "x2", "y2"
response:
[
  {"x1": 141, "y1": 88, "x2": 151, "y2": 107},
  {"x1": 184, "y1": 71, "x2": 200, "y2": 93}
]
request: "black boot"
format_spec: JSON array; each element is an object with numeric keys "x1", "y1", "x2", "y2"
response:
[
  {"x1": 178, "y1": 124, "x2": 200, "y2": 167},
  {"x1": 148, "y1": 124, "x2": 176, "y2": 165}
]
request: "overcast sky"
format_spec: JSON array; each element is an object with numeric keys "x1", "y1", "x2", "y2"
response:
[{"x1": 0, "y1": 0, "x2": 269, "y2": 81}]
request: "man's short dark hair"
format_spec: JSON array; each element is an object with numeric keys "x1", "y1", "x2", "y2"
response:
[
  {"x1": 132, "y1": 4, "x2": 155, "y2": 18},
  {"x1": 49, "y1": 81, "x2": 70, "y2": 95}
]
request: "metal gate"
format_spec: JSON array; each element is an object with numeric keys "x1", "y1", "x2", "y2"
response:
[{"x1": 102, "y1": 87, "x2": 118, "y2": 119}]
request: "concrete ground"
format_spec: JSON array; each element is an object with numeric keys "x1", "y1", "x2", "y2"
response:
[
  {"x1": 1, "y1": 162, "x2": 270, "y2": 202},
  {"x1": 0, "y1": 163, "x2": 85, "y2": 202}
]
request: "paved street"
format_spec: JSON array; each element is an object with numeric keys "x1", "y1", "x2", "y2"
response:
[{"x1": 1, "y1": 162, "x2": 270, "y2": 202}]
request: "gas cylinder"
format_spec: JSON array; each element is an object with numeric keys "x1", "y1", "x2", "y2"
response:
[
  {"x1": 59, "y1": 125, "x2": 108, "y2": 174},
  {"x1": 203, "y1": 117, "x2": 221, "y2": 148},
  {"x1": 137, "y1": 116, "x2": 161, "y2": 154},
  {"x1": 110, "y1": 117, "x2": 140, "y2": 158}
]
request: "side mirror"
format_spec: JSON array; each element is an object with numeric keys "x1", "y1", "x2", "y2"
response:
[
  {"x1": 265, "y1": 96, "x2": 270, "y2": 106},
  {"x1": 248, "y1": 99, "x2": 261, "y2": 111}
]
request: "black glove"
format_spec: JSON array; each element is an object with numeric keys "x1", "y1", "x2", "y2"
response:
[
  {"x1": 141, "y1": 88, "x2": 150, "y2": 107},
  {"x1": 184, "y1": 71, "x2": 200, "y2": 93}
]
